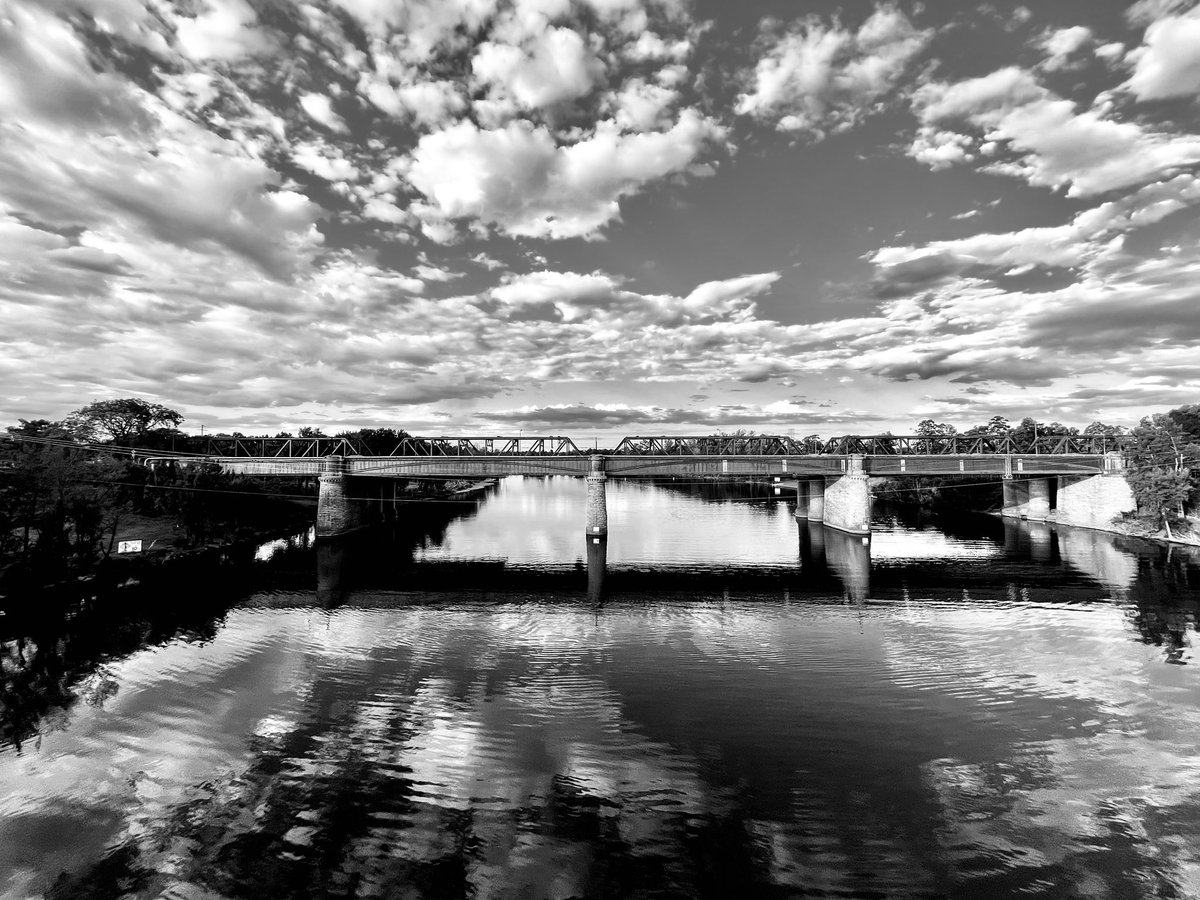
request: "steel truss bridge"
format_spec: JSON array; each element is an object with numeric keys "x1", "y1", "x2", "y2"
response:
[
  {"x1": 179, "y1": 433, "x2": 1128, "y2": 459},
  {"x1": 126, "y1": 433, "x2": 1129, "y2": 479}
]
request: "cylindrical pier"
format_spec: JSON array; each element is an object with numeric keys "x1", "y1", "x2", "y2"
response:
[
  {"x1": 586, "y1": 454, "x2": 608, "y2": 537},
  {"x1": 317, "y1": 455, "x2": 356, "y2": 538}
]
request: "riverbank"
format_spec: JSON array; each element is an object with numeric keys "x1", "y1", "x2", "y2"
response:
[{"x1": 0, "y1": 478, "x2": 500, "y2": 607}]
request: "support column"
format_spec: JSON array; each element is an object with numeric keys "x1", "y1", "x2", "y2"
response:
[
  {"x1": 1001, "y1": 478, "x2": 1030, "y2": 518},
  {"x1": 1027, "y1": 478, "x2": 1051, "y2": 521},
  {"x1": 1056, "y1": 454, "x2": 1136, "y2": 530},
  {"x1": 823, "y1": 455, "x2": 871, "y2": 535},
  {"x1": 586, "y1": 454, "x2": 608, "y2": 537},
  {"x1": 806, "y1": 479, "x2": 825, "y2": 522},
  {"x1": 317, "y1": 455, "x2": 365, "y2": 538},
  {"x1": 794, "y1": 480, "x2": 809, "y2": 520}
]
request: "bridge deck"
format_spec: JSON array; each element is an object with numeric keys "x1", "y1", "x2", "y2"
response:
[{"x1": 199, "y1": 454, "x2": 1112, "y2": 478}]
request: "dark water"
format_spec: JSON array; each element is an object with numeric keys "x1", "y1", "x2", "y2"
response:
[{"x1": 2, "y1": 477, "x2": 1200, "y2": 899}]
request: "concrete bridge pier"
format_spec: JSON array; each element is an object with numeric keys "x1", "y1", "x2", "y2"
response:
[
  {"x1": 806, "y1": 479, "x2": 826, "y2": 522},
  {"x1": 1027, "y1": 479, "x2": 1051, "y2": 521},
  {"x1": 586, "y1": 454, "x2": 608, "y2": 538},
  {"x1": 794, "y1": 481, "x2": 809, "y2": 519},
  {"x1": 1056, "y1": 452, "x2": 1136, "y2": 530},
  {"x1": 1001, "y1": 478, "x2": 1028, "y2": 518},
  {"x1": 822, "y1": 455, "x2": 871, "y2": 535},
  {"x1": 317, "y1": 455, "x2": 365, "y2": 538}
]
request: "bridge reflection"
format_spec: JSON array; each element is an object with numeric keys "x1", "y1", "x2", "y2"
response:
[{"x1": 305, "y1": 514, "x2": 1188, "y2": 613}]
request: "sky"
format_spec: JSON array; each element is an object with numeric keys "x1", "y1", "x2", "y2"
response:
[{"x1": 2, "y1": 0, "x2": 1200, "y2": 441}]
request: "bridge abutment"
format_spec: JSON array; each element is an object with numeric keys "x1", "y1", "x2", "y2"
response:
[
  {"x1": 586, "y1": 455, "x2": 608, "y2": 537},
  {"x1": 1056, "y1": 453, "x2": 1135, "y2": 530},
  {"x1": 823, "y1": 455, "x2": 871, "y2": 535}
]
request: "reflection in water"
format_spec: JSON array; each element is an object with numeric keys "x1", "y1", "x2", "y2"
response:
[
  {"x1": 0, "y1": 478, "x2": 1198, "y2": 899},
  {"x1": 818, "y1": 525, "x2": 872, "y2": 602},
  {"x1": 586, "y1": 535, "x2": 606, "y2": 604}
]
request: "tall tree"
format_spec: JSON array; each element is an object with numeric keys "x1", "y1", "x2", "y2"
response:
[{"x1": 72, "y1": 399, "x2": 183, "y2": 444}]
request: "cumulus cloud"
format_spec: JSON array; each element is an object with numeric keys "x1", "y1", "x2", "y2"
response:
[
  {"x1": 1038, "y1": 25, "x2": 1092, "y2": 71},
  {"x1": 174, "y1": 0, "x2": 275, "y2": 61},
  {"x1": 1125, "y1": 7, "x2": 1200, "y2": 99},
  {"x1": 910, "y1": 67, "x2": 1200, "y2": 196},
  {"x1": 299, "y1": 93, "x2": 349, "y2": 132},
  {"x1": 404, "y1": 110, "x2": 724, "y2": 240},
  {"x1": 472, "y1": 24, "x2": 605, "y2": 112},
  {"x1": 735, "y1": 3, "x2": 931, "y2": 135}
]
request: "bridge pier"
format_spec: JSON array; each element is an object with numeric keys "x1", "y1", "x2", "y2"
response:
[
  {"x1": 1027, "y1": 479, "x2": 1051, "y2": 521},
  {"x1": 1001, "y1": 478, "x2": 1028, "y2": 518},
  {"x1": 317, "y1": 455, "x2": 366, "y2": 538},
  {"x1": 586, "y1": 454, "x2": 608, "y2": 537},
  {"x1": 822, "y1": 455, "x2": 871, "y2": 535},
  {"x1": 1056, "y1": 453, "x2": 1135, "y2": 530},
  {"x1": 806, "y1": 479, "x2": 825, "y2": 522}
]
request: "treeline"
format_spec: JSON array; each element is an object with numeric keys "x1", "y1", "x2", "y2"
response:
[{"x1": 0, "y1": 399, "x2": 322, "y2": 587}]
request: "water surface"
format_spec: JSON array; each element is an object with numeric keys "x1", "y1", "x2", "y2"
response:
[{"x1": 2, "y1": 477, "x2": 1199, "y2": 899}]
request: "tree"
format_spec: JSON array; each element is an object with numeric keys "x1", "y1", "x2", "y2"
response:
[
  {"x1": 1167, "y1": 404, "x2": 1200, "y2": 443},
  {"x1": 915, "y1": 419, "x2": 957, "y2": 436},
  {"x1": 1084, "y1": 421, "x2": 1126, "y2": 436},
  {"x1": 1126, "y1": 467, "x2": 1192, "y2": 538},
  {"x1": 72, "y1": 398, "x2": 183, "y2": 444},
  {"x1": 1127, "y1": 414, "x2": 1199, "y2": 527},
  {"x1": 963, "y1": 415, "x2": 1011, "y2": 437},
  {"x1": 336, "y1": 427, "x2": 410, "y2": 454},
  {"x1": 297, "y1": 426, "x2": 326, "y2": 438}
]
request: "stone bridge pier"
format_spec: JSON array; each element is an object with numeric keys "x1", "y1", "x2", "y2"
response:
[
  {"x1": 317, "y1": 455, "x2": 359, "y2": 538},
  {"x1": 822, "y1": 455, "x2": 872, "y2": 535},
  {"x1": 586, "y1": 454, "x2": 608, "y2": 539}
]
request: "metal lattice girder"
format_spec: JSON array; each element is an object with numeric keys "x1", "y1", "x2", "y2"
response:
[
  {"x1": 157, "y1": 432, "x2": 1136, "y2": 458},
  {"x1": 390, "y1": 436, "x2": 584, "y2": 456}
]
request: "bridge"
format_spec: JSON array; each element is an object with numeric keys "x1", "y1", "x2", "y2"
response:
[{"x1": 129, "y1": 433, "x2": 1136, "y2": 540}]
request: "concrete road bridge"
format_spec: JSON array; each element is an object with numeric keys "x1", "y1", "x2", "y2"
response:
[{"x1": 135, "y1": 433, "x2": 1136, "y2": 539}]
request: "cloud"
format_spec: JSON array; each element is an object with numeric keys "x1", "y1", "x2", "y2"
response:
[
  {"x1": 735, "y1": 4, "x2": 931, "y2": 135},
  {"x1": 1125, "y1": 8, "x2": 1200, "y2": 99},
  {"x1": 299, "y1": 93, "x2": 349, "y2": 133},
  {"x1": 484, "y1": 400, "x2": 867, "y2": 429},
  {"x1": 0, "y1": 1, "x2": 150, "y2": 133},
  {"x1": 871, "y1": 173, "x2": 1200, "y2": 281},
  {"x1": 1038, "y1": 25, "x2": 1092, "y2": 71},
  {"x1": 910, "y1": 67, "x2": 1200, "y2": 196},
  {"x1": 404, "y1": 110, "x2": 724, "y2": 240},
  {"x1": 174, "y1": 0, "x2": 275, "y2": 61},
  {"x1": 472, "y1": 24, "x2": 605, "y2": 112}
]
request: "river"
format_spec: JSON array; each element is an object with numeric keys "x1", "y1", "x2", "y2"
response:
[{"x1": 2, "y1": 476, "x2": 1199, "y2": 899}]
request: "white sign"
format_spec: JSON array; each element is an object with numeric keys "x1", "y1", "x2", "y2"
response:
[{"x1": 117, "y1": 540, "x2": 142, "y2": 554}]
